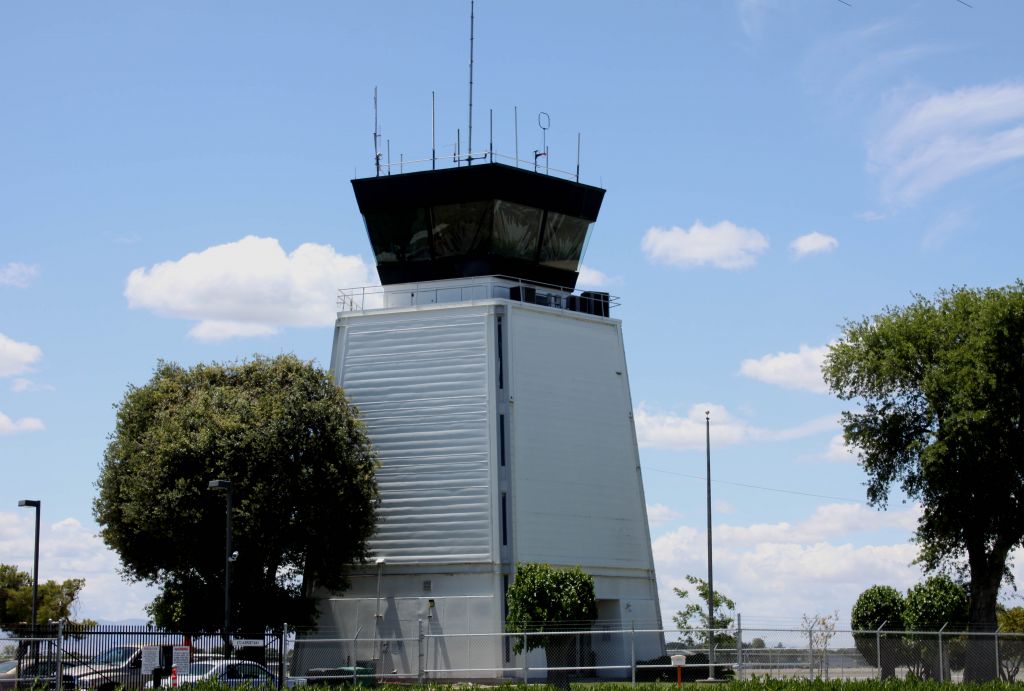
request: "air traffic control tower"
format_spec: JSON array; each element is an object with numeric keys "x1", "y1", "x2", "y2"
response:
[{"x1": 314, "y1": 161, "x2": 664, "y2": 679}]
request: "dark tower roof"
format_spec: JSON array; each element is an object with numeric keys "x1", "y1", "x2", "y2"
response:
[{"x1": 352, "y1": 163, "x2": 606, "y2": 288}]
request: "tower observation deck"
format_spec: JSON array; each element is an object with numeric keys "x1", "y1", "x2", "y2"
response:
[{"x1": 353, "y1": 162, "x2": 604, "y2": 289}]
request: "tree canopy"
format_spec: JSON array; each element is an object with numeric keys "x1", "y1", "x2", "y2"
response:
[
  {"x1": 505, "y1": 562, "x2": 597, "y2": 652},
  {"x1": 0, "y1": 564, "x2": 94, "y2": 631},
  {"x1": 824, "y1": 283, "x2": 1024, "y2": 629},
  {"x1": 94, "y1": 355, "x2": 378, "y2": 631}
]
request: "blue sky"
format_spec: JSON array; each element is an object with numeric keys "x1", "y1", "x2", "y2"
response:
[{"x1": 2, "y1": 1, "x2": 1023, "y2": 628}]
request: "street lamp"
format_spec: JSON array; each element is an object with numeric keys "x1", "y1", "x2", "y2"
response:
[
  {"x1": 704, "y1": 412, "x2": 716, "y2": 681},
  {"x1": 17, "y1": 500, "x2": 41, "y2": 634},
  {"x1": 208, "y1": 480, "x2": 233, "y2": 648}
]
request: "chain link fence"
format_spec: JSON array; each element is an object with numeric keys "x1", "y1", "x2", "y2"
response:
[
  {"x1": 287, "y1": 623, "x2": 1024, "y2": 684},
  {"x1": 6, "y1": 623, "x2": 1022, "y2": 686}
]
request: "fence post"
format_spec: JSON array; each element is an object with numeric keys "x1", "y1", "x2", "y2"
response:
[
  {"x1": 55, "y1": 618, "x2": 64, "y2": 687},
  {"x1": 417, "y1": 619, "x2": 424, "y2": 683},
  {"x1": 875, "y1": 622, "x2": 886, "y2": 681},
  {"x1": 736, "y1": 613, "x2": 743, "y2": 681},
  {"x1": 995, "y1": 626, "x2": 1002, "y2": 680},
  {"x1": 630, "y1": 622, "x2": 636, "y2": 685},
  {"x1": 938, "y1": 623, "x2": 947, "y2": 684},
  {"x1": 807, "y1": 623, "x2": 814, "y2": 679},
  {"x1": 279, "y1": 624, "x2": 287, "y2": 690},
  {"x1": 522, "y1": 633, "x2": 528, "y2": 683}
]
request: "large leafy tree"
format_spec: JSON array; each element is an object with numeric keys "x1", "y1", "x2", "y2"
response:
[
  {"x1": 823, "y1": 282, "x2": 1024, "y2": 680},
  {"x1": 0, "y1": 564, "x2": 95, "y2": 631},
  {"x1": 95, "y1": 355, "x2": 378, "y2": 632}
]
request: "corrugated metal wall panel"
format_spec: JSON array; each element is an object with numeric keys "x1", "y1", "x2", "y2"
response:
[{"x1": 337, "y1": 310, "x2": 494, "y2": 564}]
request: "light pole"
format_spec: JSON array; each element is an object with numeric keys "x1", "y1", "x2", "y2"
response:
[
  {"x1": 17, "y1": 500, "x2": 41, "y2": 634},
  {"x1": 208, "y1": 480, "x2": 233, "y2": 653},
  {"x1": 705, "y1": 412, "x2": 716, "y2": 681}
]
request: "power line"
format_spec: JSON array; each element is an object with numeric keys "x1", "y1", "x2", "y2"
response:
[{"x1": 642, "y1": 465, "x2": 865, "y2": 504}]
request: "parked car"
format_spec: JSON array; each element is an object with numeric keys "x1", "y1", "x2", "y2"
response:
[
  {"x1": 0, "y1": 659, "x2": 76, "y2": 690},
  {"x1": 64, "y1": 645, "x2": 173, "y2": 691},
  {"x1": 145, "y1": 660, "x2": 280, "y2": 688}
]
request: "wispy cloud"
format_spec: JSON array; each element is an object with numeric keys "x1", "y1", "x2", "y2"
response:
[
  {"x1": 10, "y1": 378, "x2": 55, "y2": 393},
  {"x1": 124, "y1": 236, "x2": 375, "y2": 342},
  {"x1": 790, "y1": 232, "x2": 838, "y2": 259},
  {"x1": 922, "y1": 210, "x2": 968, "y2": 250},
  {"x1": 0, "y1": 262, "x2": 39, "y2": 288},
  {"x1": 642, "y1": 220, "x2": 768, "y2": 270},
  {"x1": 821, "y1": 433, "x2": 860, "y2": 463},
  {"x1": 647, "y1": 503, "x2": 683, "y2": 527},
  {"x1": 871, "y1": 82, "x2": 1024, "y2": 204},
  {"x1": 739, "y1": 344, "x2": 830, "y2": 393},
  {"x1": 0, "y1": 411, "x2": 44, "y2": 435},
  {"x1": 634, "y1": 402, "x2": 836, "y2": 450},
  {"x1": 577, "y1": 264, "x2": 613, "y2": 289}
]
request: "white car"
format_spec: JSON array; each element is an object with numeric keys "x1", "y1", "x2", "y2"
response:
[{"x1": 146, "y1": 661, "x2": 277, "y2": 688}]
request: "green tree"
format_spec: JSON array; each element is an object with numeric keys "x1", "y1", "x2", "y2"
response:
[
  {"x1": 505, "y1": 562, "x2": 597, "y2": 689},
  {"x1": 95, "y1": 355, "x2": 378, "y2": 632},
  {"x1": 823, "y1": 282, "x2": 1024, "y2": 680},
  {"x1": 997, "y1": 606, "x2": 1024, "y2": 680},
  {"x1": 850, "y1": 585, "x2": 905, "y2": 679},
  {"x1": 673, "y1": 574, "x2": 736, "y2": 650},
  {"x1": 1, "y1": 564, "x2": 95, "y2": 631},
  {"x1": 902, "y1": 576, "x2": 969, "y2": 680}
]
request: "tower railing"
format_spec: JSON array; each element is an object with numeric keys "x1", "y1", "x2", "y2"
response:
[
  {"x1": 338, "y1": 275, "x2": 619, "y2": 316},
  {"x1": 368, "y1": 150, "x2": 582, "y2": 183}
]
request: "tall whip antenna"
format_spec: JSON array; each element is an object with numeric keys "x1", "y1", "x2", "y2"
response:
[
  {"x1": 373, "y1": 87, "x2": 382, "y2": 177},
  {"x1": 467, "y1": 0, "x2": 475, "y2": 165}
]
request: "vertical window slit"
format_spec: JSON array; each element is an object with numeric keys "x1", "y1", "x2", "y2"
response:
[
  {"x1": 499, "y1": 414, "x2": 506, "y2": 467},
  {"x1": 497, "y1": 317, "x2": 504, "y2": 389},
  {"x1": 501, "y1": 492, "x2": 508, "y2": 546}
]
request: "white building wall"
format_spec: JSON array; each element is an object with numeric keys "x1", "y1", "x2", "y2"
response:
[{"x1": 506, "y1": 305, "x2": 653, "y2": 572}]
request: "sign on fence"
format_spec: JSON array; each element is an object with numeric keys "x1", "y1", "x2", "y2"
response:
[
  {"x1": 172, "y1": 646, "x2": 191, "y2": 670},
  {"x1": 141, "y1": 646, "x2": 161, "y2": 673}
]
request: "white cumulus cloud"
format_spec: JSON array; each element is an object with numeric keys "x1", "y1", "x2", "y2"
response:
[
  {"x1": 642, "y1": 220, "x2": 768, "y2": 270},
  {"x1": 739, "y1": 344, "x2": 830, "y2": 394},
  {"x1": 0, "y1": 262, "x2": 39, "y2": 288},
  {"x1": 0, "y1": 333, "x2": 42, "y2": 378},
  {"x1": 124, "y1": 236, "x2": 374, "y2": 341},
  {"x1": 652, "y1": 503, "x2": 924, "y2": 628},
  {"x1": 0, "y1": 411, "x2": 44, "y2": 435},
  {"x1": 871, "y1": 82, "x2": 1024, "y2": 204},
  {"x1": 634, "y1": 403, "x2": 836, "y2": 450},
  {"x1": 790, "y1": 232, "x2": 838, "y2": 258},
  {"x1": 0, "y1": 512, "x2": 154, "y2": 621}
]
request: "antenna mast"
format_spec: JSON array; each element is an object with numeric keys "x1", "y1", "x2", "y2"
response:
[
  {"x1": 467, "y1": 0, "x2": 475, "y2": 165},
  {"x1": 373, "y1": 87, "x2": 382, "y2": 177}
]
